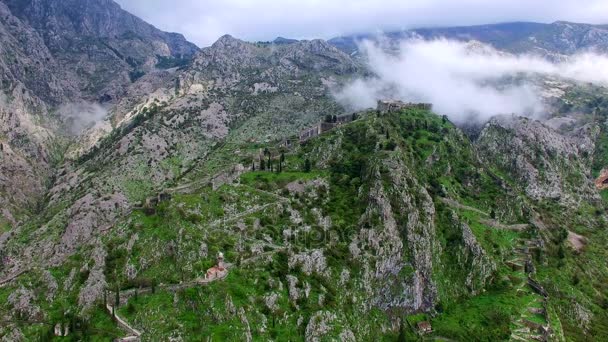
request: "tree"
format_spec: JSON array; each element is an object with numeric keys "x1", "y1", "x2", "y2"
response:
[
  {"x1": 490, "y1": 209, "x2": 496, "y2": 219},
  {"x1": 304, "y1": 158, "x2": 312, "y2": 173},
  {"x1": 324, "y1": 114, "x2": 333, "y2": 123},
  {"x1": 385, "y1": 141, "x2": 397, "y2": 151},
  {"x1": 557, "y1": 245, "x2": 566, "y2": 259},
  {"x1": 251, "y1": 160, "x2": 256, "y2": 171},
  {"x1": 268, "y1": 155, "x2": 272, "y2": 171},
  {"x1": 260, "y1": 158, "x2": 266, "y2": 171},
  {"x1": 115, "y1": 285, "x2": 120, "y2": 307},
  {"x1": 572, "y1": 272, "x2": 580, "y2": 285},
  {"x1": 279, "y1": 153, "x2": 285, "y2": 173}
]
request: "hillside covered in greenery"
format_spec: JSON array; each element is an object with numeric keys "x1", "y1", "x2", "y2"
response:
[{"x1": 2, "y1": 107, "x2": 607, "y2": 341}]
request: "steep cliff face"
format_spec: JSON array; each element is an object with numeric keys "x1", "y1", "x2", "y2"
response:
[
  {"x1": 0, "y1": 2, "x2": 63, "y2": 224},
  {"x1": 0, "y1": 0, "x2": 200, "y2": 230},
  {"x1": 477, "y1": 115, "x2": 599, "y2": 206},
  {"x1": 2, "y1": 0, "x2": 198, "y2": 102},
  {"x1": 359, "y1": 156, "x2": 439, "y2": 312},
  {"x1": 0, "y1": 2, "x2": 76, "y2": 105}
]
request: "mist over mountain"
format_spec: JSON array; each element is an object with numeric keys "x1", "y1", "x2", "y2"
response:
[
  {"x1": 335, "y1": 38, "x2": 608, "y2": 122},
  {"x1": 1, "y1": 1, "x2": 608, "y2": 341}
]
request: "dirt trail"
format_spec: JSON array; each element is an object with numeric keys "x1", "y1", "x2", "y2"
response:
[{"x1": 439, "y1": 198, "x2": 488, "y2": 216}]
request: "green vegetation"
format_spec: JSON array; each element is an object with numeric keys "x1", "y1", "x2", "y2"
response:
[
  {"x1": 155, "y1": 55, "x2": 192, "y2": 70},
  {"x1": 4, "y1": 106, "x2": 608, "y2": 341}
]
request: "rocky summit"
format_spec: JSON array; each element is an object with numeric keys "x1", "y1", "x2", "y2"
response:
[{"x1": 1, "y1": 1, "x2": 608, "y2": 341}]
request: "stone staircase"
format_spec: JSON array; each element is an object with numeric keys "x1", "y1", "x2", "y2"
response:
[{"x1": 508, "y1": 238, "x2": 553, "y2": 342}]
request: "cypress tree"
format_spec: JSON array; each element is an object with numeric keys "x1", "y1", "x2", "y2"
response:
[
  {"x1": 115, "y1": 286, "x2": 120, "y2": 307},
  {"x1": 267, "y1": 154, "x2": 271, "y2": 171},
  {"x1": 304, "y1": 159, "x2": 311, "y2": 173}
]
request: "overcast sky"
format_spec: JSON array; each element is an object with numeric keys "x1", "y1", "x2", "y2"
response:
[{"x1": 115, "y1": 0, "x2": 608, "y2": 47}]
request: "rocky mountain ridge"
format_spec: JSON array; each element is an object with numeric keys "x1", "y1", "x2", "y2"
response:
[{"x1": 330, "y1": 21, "x2": 608, "y2": 60}]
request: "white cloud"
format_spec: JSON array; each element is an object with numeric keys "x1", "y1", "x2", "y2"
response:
[
  {"x1": 115, "y1": 0, "x2": 608, "y2": 46},
  {"x1": 334, "y1": 39, "x2": 608, "y2": 122},
  {"x1": 58, "y1": 101, "x2": 109, "y2": 135}
]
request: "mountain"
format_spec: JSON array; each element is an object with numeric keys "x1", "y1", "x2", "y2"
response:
[
  {"x1": 4, "y1": 103, "x2": 608, "y2": 340},
  {"x1": 0, "y1": 0, "x2": 200, "y2": 231},
  {"x1": 2, "y1": 0, "x2": 198, "y2": 102},
  {"x1": 330, "y1": 21, "x2": 608, "y2": 59},
  {"x1": 1, "y1": 3, "x2": 608, "y2": 341}
]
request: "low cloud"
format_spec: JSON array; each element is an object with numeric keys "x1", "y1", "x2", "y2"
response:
[
  {"x1": 335, "y1": 39, "x2": 608, "y2": 122},
  {"x1": 58, "y1": 101, "x2": 109, "y2": 135}
]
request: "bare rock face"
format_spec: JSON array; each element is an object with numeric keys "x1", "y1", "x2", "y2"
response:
[
  {"x1": 288, "y1": 249, "x2": 328, "y2": 276},
  {"x1": 78, "y1": 242, "x2": 108, "y2": 308},
  {"x1": 477, "y1": 115, "x2": 599, "y2": 207},
  {"x1": 3, "y1": 0, "x2": 198, "y2": 101},
  {"x1": 449, "y1": 212, "x2": 496, "y2": 294},
  {"x1": 8, "y1": 286, "x2": 42, "y2": 320},
  {"x1": 0, "y1": 2, "x2": 77, "y2": 105},
  {"x1": 0, "y1": 326, "x2": 24, "y2": 342},
  {"x1": 356, "y1": 156, "x2": 438, "y2": 312},
  {"x1": 43, "y1": 270, "x2": 58, "y2": 301},
  {"x1": 305, "y1": 311, "x2": 337, "y2": 342},
  {"x1": 594, "y1": 168, "x2": 608, "y2": 190},
  {"x1": 51, "y1": 192, "x2": 128, "y2": 264},
  {"x1": 286, "y1": 275, "x2": 301, "y2": 303}
]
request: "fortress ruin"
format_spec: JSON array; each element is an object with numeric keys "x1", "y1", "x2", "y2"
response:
[{"x1": 377, "y1": 100, "x2": 432, "y2": 113}]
